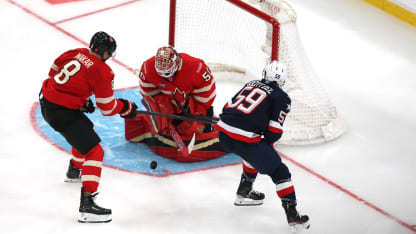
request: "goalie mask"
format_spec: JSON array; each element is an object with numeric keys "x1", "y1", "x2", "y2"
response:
[
  {"x1": 89, "y1": 31, "x2": 117, "y2": 61},
  {"x1": 155, "y1": 46, "x2": 182, "y2": 79},
  {"x1": 262, "y1": 60, "x2": 287, "y2": 88}
]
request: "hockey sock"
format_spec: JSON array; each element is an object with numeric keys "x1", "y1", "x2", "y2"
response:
[
  {"x1": 242, "y1": 160, "x2": 258, "y2": 181},
  {"x1": 276, "y1": 179, "x2": 297, "y2": 205},
  {"x1": 81, "y1": 144, "x2": 104, "y2": 193},
  {"x1": 71, "y1": 147, "x2": 86, "y2": 169}
]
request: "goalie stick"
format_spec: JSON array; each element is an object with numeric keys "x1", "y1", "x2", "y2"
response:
[{"x1": 167, "y1": 122, "x2": 196, "y2": 157}]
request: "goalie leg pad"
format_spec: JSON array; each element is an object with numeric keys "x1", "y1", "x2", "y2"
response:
[
  {"x1": 142, "y1": 129, "x2": 227, "y2": 162},
  {"x1": 175, "y1": 120, "x2": 205, "y2": 137},
  {"x1": 141, "y1": 95, "x2": 174, "y2": 133},
  {"x1": 125, "y1": 115, "x2": 153, "y2": 142}
]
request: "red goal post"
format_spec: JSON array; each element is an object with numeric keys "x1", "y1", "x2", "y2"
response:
[{"x1": 168, "y1": 0, "x2": 346, "y2": 145}]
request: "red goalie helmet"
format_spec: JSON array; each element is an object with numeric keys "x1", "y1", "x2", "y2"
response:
[{"x1": 155, "y1": 46, "x2": 181, "y2": 78}]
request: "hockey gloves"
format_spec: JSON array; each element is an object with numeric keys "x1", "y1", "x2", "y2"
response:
[
  {"x1": 119, "y1": 99, "x2": 138, "y2": 119},
  {"x1": 80, "y1": 99, "x2": 95, "y2": 113}
]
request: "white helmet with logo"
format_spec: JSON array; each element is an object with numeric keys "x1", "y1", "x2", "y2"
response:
[
  {"x1": 155, "y1": 46, "x2": 182, "y2": 79},
  {"x1": 262, "y1": 60, "x2": 287, "y2": 88}
]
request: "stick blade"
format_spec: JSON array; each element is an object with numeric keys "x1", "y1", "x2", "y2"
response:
[{"x1": 168, "y1": 123, "x2": 189, "y2": 157}]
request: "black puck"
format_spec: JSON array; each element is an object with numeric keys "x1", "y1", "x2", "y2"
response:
[{"x1": 150, "y1": 161, "x2": 157, "y2": 169}]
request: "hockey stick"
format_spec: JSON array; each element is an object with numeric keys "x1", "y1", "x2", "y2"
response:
[
  {"x1": 89, "y1": 105, "x2": 218, "y2": 124},
  {"x1": 187, "y1": 133, "x2": 196, "y2": 154},
  {"x1": 168, "y1": 125, "x2": 196, "y2": 157},
  {"x1": 136, "y1": 110, "x2": 219, "y2": 125}
]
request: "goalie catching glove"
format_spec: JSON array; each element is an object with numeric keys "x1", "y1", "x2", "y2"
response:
[{"x1": 118, "y1": 99, "x2": 138, "y2": 119}]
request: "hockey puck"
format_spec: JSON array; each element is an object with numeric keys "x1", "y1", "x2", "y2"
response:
[{"x1": 150, "y1": 161, "x2": 157, "y2": 169}]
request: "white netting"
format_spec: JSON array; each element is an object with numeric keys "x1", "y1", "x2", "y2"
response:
[{"x1": 172, "y1": 0, "x2": 346, "y2": 145}]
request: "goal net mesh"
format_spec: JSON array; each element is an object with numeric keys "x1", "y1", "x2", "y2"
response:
[{"x1": 170, "y1": 0, "x2": 346, "y2": 145}]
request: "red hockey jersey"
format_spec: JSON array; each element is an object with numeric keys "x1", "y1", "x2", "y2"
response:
[
  {"x1": 41, "y1": 48, "x2": 123, "y2": 116},
  {"x1": 138, "y1": 53, "x2": 216, "y2": 115}
]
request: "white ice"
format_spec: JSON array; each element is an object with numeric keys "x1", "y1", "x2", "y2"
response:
[{"x1": 1, "y1": 0, "x2": 415, "y2": 233}]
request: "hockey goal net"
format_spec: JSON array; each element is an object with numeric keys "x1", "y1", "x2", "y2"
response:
[{"x1": 169, "y1": 0, "x2": 346, "y2": 145}]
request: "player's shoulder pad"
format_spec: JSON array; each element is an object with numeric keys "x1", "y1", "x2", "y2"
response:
[
  {"x1": 140, "y1": 56, "x2": 157, "y2": 77},
  {"x1": 266, "y1": 82, "x2": 291, "y2": 103}
]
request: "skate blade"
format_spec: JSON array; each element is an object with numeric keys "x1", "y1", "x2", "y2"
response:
[
  {"x1": 64, "y1": 178, "x2": 81, "y2": 183},
  {"x1": 290, "y1": 221, "x2": 310, "y2": 233},
  {"x1": 234, "y1": 197, "x2": 264, "y2": 206},
  {"x1": 78, "y1": 212, "x2": 112, "y2": 223}
]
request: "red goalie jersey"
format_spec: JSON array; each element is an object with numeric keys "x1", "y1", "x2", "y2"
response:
[
  {"x1": 125, "y1": 46, "x2": 225, "y2": 162},
  {"x1": 139, "y1": 53, "x2": 216, "y2": 116}
]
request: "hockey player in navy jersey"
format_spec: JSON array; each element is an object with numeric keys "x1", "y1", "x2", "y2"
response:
[{"x1": 215, "y1": 61, "x2": 310, "y2": 232}]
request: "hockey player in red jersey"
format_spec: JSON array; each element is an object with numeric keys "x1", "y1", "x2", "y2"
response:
[
  {"x1": 39, "y1": 31, "x2": 138, "y2": 223},
  {"x1": 125, "y1": 46, "x2": 226, "y2": 162},
  {"x1": 215, "y1": 61, "x2": 310, "y2": 232}
]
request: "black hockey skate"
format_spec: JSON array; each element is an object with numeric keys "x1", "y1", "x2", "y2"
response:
[
  {"x1": 282, "y1": 201, "x2": 310, "y2": 233},
  {"x1": 234, "y1": 174, "x2": 265, "y2": 206},
  {"x1": 64, "y1": 160, "x2": 81, "y2": 183},
  {"x1": 78, "y1": 188, "x2": 112, "y2": 223}
]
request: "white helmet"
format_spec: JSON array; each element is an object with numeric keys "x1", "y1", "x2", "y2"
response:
[
  {"x1": 155, "y1": 46, "x2": 181, "y2": 79},
  {"x1": 262, "y1": 60, "x2": 287, "y2": 88}
]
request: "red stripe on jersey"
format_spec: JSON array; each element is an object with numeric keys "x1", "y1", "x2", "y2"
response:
[
  {"x1": 215, "y1": 124, "x2": 261, "y2": 143},
  {"x1": 268, "y1": 125, "x2": 283, "y2": 133}
]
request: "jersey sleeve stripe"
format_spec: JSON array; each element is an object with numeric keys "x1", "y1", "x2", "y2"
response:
[
  {"x1": 215, "y1": 121, "x2": 261, "y2": 143},
  {"x1": 193, "y1": 90, "x2": 216, "y2": 103},
  {"x1": 140, "y1": 90, "x2": 161, "y2": 96},
  {"x1": 96, "y1": 96, "x2": 115, "y2": 104},
  {"x1": 161, "y1": 90, "x2": 173, "y2": 95},
  {"x1": 193, "y1": 79, "x2": 214, "y2": 93},
  {"x1": 268, "y1": 120, "x2": 283, "y2": 133},
  {"x1": 99, "y1": 100, "x2": 118, "y2": 115},
  {"x1": 139, "y1": 80, "x2": 157, "y2": 88}
]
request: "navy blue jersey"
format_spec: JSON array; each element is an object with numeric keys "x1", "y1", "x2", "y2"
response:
[{"x1": 216, "y1": 80, "x2": 291, "y2": 143}]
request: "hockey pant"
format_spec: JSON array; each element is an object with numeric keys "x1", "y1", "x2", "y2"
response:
[{"x1": 40, "y1": 96, "x2": 103, "y2": 193}]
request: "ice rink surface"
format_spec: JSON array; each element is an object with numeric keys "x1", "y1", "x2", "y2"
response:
[{"x1": 1, "y1": 0, "x2": 415, "y2": 233}]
